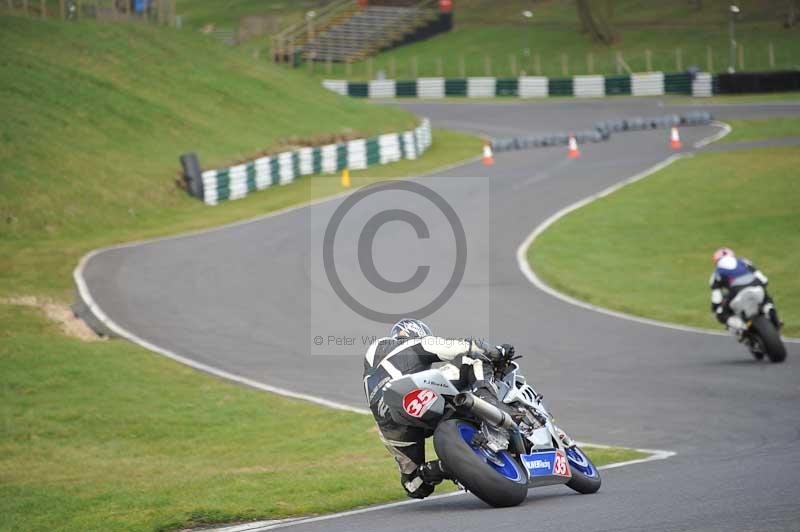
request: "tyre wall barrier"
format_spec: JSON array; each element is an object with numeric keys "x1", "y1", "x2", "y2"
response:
[
  {"x1": 490, "y1": 112, "x2": 713, "y2": 154},
  {"x1": 323, "y1": 71, "x2": 715, "y2": 99},
  {"x1": 417, "y1": 77, "x2": 444, "y2": 98},
  {"x1": 631, "y1": 72, "x2": 665, "y2": 96},
  {"x1": 574, "y1": 75, "x2": 605, "y2": 97},
  {"x1": 519, "y1": 76, "x2": 548, "y2": 98},
  {"x1": 191, "y1": 119, "x2": 432, "y2": 206},
  {"x1": 467, "y1": 77, "x2": 496, "y2": 98}
]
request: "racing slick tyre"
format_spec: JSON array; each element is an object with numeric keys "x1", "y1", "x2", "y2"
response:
[
  {"x1": 433, "y1": 419, "x2": 528, "y2": 508},
  {"x1": 752, "y1": 316, "x2": 786, "y2": 363},
  {"x1": 565, "y1": 445, "x2": 602, "y2": 494}
]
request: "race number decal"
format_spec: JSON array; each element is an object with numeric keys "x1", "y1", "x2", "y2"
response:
[
  {"x1": 553, "y1": 451, "x2": 571, "y2": 477},
  {"x1": 403, "y1": 389, "x2": 438, "y2": 418}
]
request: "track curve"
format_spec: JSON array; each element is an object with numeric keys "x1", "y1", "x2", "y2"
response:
[{"x1": 79, "y1": 98, "x2": 800, "y2": 531}]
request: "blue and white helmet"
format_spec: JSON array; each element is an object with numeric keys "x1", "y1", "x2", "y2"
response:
[{"x1": 390, "y1": 319, "x2": 432, "y2": 340}]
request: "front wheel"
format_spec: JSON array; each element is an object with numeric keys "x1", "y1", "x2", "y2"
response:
[
  {"x1": 433, "y1": 419, "x2": 528, "y2": 508},
  {"x1": 751, "y1": 316, "x2": 786, "y2": 363},
  {"x1": 565, "y1": 445, "x2": 601, "y2": 494}
]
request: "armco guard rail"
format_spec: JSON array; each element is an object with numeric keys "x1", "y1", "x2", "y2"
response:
[{"x1": 186, "y1": 119, "x2": 432, "y2": 206}]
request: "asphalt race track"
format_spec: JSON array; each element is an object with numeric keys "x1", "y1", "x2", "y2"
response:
[{"x1": 80, "y1": 99, "x2": 800, "y2": 531}]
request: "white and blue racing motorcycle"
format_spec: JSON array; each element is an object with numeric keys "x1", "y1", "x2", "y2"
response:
[{"x1": 382, "y1": 353, "x2": 600, "y2": 507}]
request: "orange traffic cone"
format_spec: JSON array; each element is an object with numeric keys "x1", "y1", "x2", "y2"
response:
[
  {"x1": 568, "y1": 135, "x2": 580, "y2": 159},
  {"x1": 670, "y1": 126, "x2": 682, "y2": 150},
  {"x1": 482, "y1": 142, "x2": 494, "y2": 165}
]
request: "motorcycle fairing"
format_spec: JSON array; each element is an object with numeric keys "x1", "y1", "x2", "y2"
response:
[
  {"x1": 382, "y1": 369, "x2": 460, "y2": 428},
  {"x1": 520, "y1": 449, "x2": 572, "y2": 487}
]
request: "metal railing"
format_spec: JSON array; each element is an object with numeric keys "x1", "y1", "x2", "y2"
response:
[
  {"x1": 359, "y1": 0, "x2": 439, "y2": 60},
  {"x1": 272, "y1": 0, "x2": 356, "y2": 64},
  {"x1": 273, "y1": 0, "x2": 443, "y2": 65}
]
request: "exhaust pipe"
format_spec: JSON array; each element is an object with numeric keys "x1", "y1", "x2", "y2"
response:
[{"x1": 454, "y1": 392, "x2": 517, "y2": 431}]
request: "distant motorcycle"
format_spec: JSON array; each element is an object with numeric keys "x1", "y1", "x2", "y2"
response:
[
  {"x1": 726, "y1": 285, "x2": 786, "y2": 363},
  {"x1": 382, "y1": 352, "x2": 600, "y2": 508}
]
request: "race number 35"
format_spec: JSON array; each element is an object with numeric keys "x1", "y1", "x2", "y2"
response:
[
  {"x1": 553, "y1": 451, "x2": 570, "y2": 476},
  {"x1": 403, "y1": 389, "x2": 438, "y2": 418}
]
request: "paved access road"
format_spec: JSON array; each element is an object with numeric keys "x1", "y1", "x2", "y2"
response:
[{"x1": 81, "y1": 98, "x2": 800, "y2": 531}]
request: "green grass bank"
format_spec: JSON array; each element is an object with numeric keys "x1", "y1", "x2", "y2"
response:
[
  {"x1": 0, "y1": 15, "x2": 645, "y2": 532},
  {"x1": 720, "y1": 116, "x2": 800, "y2": 143},
  {"x1": 0, "y1": 303, "x2": 646, "y2": 531},
  {"x1": 528, "y1": 120, "x2": 800, "y2": 337},
  {"x1": 0, "y1": 15, "x2": 478, "y2": 300}
]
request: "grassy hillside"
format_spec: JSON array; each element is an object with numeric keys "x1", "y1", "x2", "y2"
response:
[
  {"x1": 0, "y1": 301, "x2": 644, "y2": 532},
  {"x1": 0, "y1": 15, "x2": 483, "y2": 531},
  {"x1": 175, "y1": 0, "x2": 312, "y2": 31},
  {"x1": 294, "y1": 0, "x2": 800, "y2": 79},
  {"x1": 0, "y1": 15, "x2": 437, "y2": 298},
  {"x1": 0, "y1": 15, "x2": 656, "y2": 531}
]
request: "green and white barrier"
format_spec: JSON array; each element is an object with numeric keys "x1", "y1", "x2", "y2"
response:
[
  {"x1": 631, "y1": 72, "x2": 665, "y2": 96},
  {"x1": 574, "y1": 75, "x2": 605, "y2": 97},
  {"x1": 519, "y1": 76, "x2": 548, "y2": 98},
  {"x1": 199, "y1": 119, "x2": 432, "y2": 205},
  {"x1": 323, "y1": 71, "x2": 714, "y2": 99},
  {"x1": 692, "y1": 73, "x2": 713, "y2": 97}
]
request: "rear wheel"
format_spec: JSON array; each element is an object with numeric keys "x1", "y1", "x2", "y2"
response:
[
  {"x1": 565, "y1": 445, "x2": 601, "y2": 494},
  {"x1": 752, "y1": 316, "x2": 787, "y2": 363},
  {"x1": 433, "y1": 419, "x2": 528, "y2": 508}
]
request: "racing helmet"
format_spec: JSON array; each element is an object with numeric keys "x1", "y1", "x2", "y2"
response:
[
  {"x1": 712, "y1": 247, "x2": 735, "y2": 264},
  {"x1": 390, "y1": 319, "x2": 432, "y2": 340}
]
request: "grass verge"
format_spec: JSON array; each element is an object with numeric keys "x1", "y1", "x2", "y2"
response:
[
  {"x1": 0, "y1": 15, "x2": 645, "y2": 531},
  {"x1": 0, "y1": 127, "x2": 481, "y2": 301},
  {"x1": 528, "y1": 144, "x2": 799, "y2": 337},
  {"x1": 0, "y1": 302, "x2": 647, "y2": 531},
  {"x1": 0, "y1": 16, "x2": 479, "y2": 301},
  {"x1": 720, "y1": 117, "x2": 800, "y2": 143}
]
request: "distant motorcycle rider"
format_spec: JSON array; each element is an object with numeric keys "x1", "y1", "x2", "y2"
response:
[
  {"x1": 709, "y1": 247, "x2": 782, "y2": 332},
  {"x1": 363, "y1": 318, "x2": 514, "y2": 500}
]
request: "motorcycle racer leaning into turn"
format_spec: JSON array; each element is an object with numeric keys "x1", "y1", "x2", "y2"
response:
[
  {"x1": 710, "y1": 247, "x2": 782, "y2": 332},
  {"x1": 363, "y1": 318, "x2": 515, "y2": 499}
]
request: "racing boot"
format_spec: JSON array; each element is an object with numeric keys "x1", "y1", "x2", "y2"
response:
[
  {"x1": 400, "y1": 471, "x2": 435, "y2": 500},
  {"x1": 418, "y1": 460, "x2": 452, "y2": 485},
  {"x1": 726, "y1": 316, "x2": 746, "y2": 341}
]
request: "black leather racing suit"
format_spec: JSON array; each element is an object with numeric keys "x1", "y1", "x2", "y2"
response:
[
  {"x1": 709, "y1": 257, "x2": 780, "y2": 328},
  {"x1": 362, "y1": 336, "x2": 501, "y2": 498}
]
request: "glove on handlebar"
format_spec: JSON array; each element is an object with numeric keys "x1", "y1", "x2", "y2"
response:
[
  {"x1": 467, "y1": 339, "x2": 517, "y2": 365},
  {"x1": 482, "y1": 343, "x2": 516, "y2": 363},
  {"x1": 497, "y1": 343, "x2": 515, "y2": 360}
]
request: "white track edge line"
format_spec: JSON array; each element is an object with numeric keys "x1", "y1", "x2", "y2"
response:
[
  {"x1": 71, "y1": 154, "x2": 483, "y2": 416},
  {"x1": 66, "y1": 141, "x2": 676, "y2": 524},
  {"x1": 693, "y1": 120, "x2": 731, "y2": 148},
  {"x1": 218, "y1": 445, "x2": 676, "y2": 531},
  {"x1": 73, "y1": 253, "x2": 371, "y2": 414},
  {"x1": 572, "y1": 441, "x2": 676, "y2": 469},
  {"x1": 515, "y1": 122, "x2": 800, "y2": 344}
]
